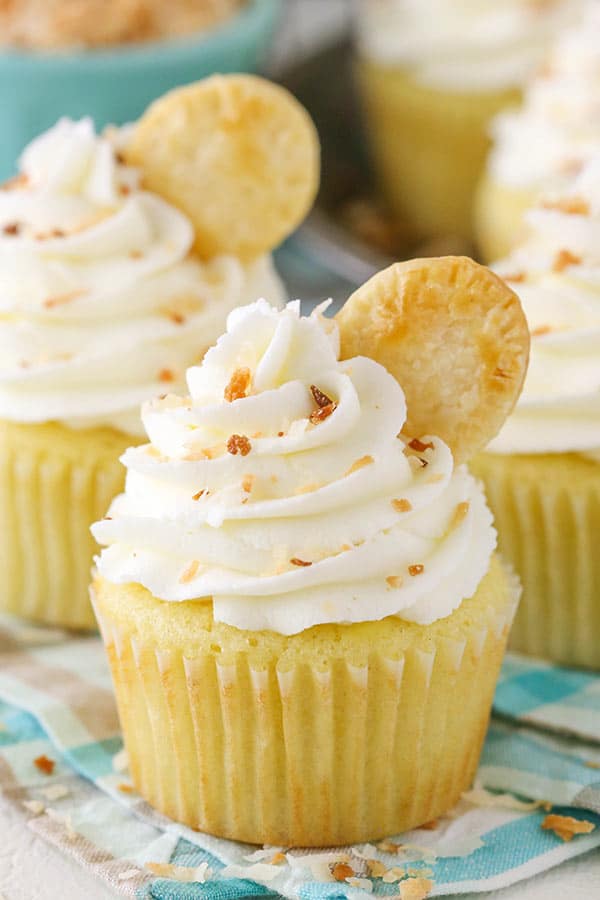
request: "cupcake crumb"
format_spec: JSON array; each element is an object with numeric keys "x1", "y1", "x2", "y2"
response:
[
  {"x1": 553, "y1": 249, "x2": 581, "y2": 272},
  {"x1": 225, "y1": 367, "x2": 252, "y2": 402},
  {"x1": 392, "y1": 498, "x2": 412, "y2": 512},
  {"x1": 408, "y1": 565, "x2": 425, "y2": 576}
]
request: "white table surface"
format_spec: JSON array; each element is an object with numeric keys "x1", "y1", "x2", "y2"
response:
[{"x1": 2, "y1": 3, "x2": 600, "y2": 898}]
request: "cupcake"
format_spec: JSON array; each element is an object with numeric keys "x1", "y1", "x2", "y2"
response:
[
  {"x1": 476, "y1": 1, "x2": 600, "y2": 262},
  {"x1": 0, "y1": 0, "x2": 280, "y2": 180},
  {"x1": 355, "y1": 0, "x2": 582, "y2": 245},
  {"x1": 0, "y1": 73, "x2": 319, "y2": 629},
  {"x1": 0, "y1": 0, "x2": 244, "y2": 50},
  {"x1": 92, "y1": 255, "x2": 528, "y2": 846},
  {"x1": 471, "y1": 159, "x2": 600, "y2": 669}
]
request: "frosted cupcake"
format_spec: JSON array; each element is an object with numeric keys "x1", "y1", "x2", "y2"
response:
[
  {"x1": 92, "y1": 256, "x2": 528, "y2": 845},
  {"x1": 0, "y1": 74, "x2": 319, "y2": 629},
  {"x1": 471, "y1": 159, "x2": 600, "y2": 668},
  {"x1": 355, "y1": 0, "x2": 582, "y2": 244},
  {"x1": 476, "y1": 1, "x2": 600, "y2": 262},
  {"x1": 0, "y1": 0, "x2": 244, "y2": 50}
]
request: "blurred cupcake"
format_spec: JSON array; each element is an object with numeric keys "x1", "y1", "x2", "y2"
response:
[
  {"x1": 92, "y1": 256, "x2": 527, "y2": 845},
  {"x1": 0, "y1": 0, "x2": 280, "y2": 179},
  {"x1": 0, "y1": 0, "x2": 244, "y2": 50},
  {"x1": 476, "y1": 1, "x2": 600, "y2": 262},
  {"x1": 355, "y1": 0, "x2": 582, "y2": 245},
  {"x1": 0, "y1": 74, "x2": 319, "y2": 629},
  {"x1": 471, "y1": 159, "x2": 600, "y2": 669}
]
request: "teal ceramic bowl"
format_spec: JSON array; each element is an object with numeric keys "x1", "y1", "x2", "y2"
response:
[{"x1": 0, "y1": 0, "x2": 280, "y2": 178}]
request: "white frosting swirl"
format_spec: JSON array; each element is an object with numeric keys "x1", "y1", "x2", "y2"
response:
[
  {"x1": 489, "y1": 158, "x2": 600, "y2": 456},
  {"x1": 93, "y1": 300, "x2": 496, "y2": 635},
  {"x1": 488, "y1": 2, "x2": 600, "y2": 190},
  {"x1": 0, "y1": 118, "x2": 284, "y2": 435},
  {"x1": 357, "y1": 0, "x2": 583, "y2": 91}
]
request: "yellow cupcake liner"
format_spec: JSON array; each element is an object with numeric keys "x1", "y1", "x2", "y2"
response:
[
  {"x1": 0, "y1": 419, "x2": 134, "y2": 629},
  {"x1": 474, "y1": 174, "x2": 536, "y2": 263},
  {"x1": 471, "y1": 452, "x2": 600, "y2": 669},
  {"x1": 93, "y1": 555, "x2": 518, "y2": 846},
  {"x1": 355, "y1": 58, "x2": 521, "y2": 243}
]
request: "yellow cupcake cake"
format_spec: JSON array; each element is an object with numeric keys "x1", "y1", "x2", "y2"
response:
[
  {"x1": 92, "y1": 255, "x2": 529, "y2": 845},
  {"x1": 471, "y1": 159, "x2": 600, "y2": 668},
  {"x1": 355, "y1": 0, "x2": 582, "y2": 245},
  {"x1": 476, "y1": 1, "x2": 600, "y2": 262},
  {"x1": 0, "y1": 74, "x2": 319, "y2": 629}
]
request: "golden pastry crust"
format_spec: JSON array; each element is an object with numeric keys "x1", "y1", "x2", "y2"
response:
[
  {"x1": 0, "y1": 0, "x2": 243, "y2": 50},
  {"x1": 126, "y1": 74, "x2": 320, "y2": 260},
  {"x1": 336, "y1": 256, "x2": 529, "y2": 465}
]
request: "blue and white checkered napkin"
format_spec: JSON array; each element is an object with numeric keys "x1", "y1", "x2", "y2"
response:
[{"x1": 1, "y1": 616, "x2": 600, "y2": 900}]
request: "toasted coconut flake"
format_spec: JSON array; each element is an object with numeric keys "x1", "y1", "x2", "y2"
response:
[
  {"x1": 386, "y1": 575, "x2": 404, "y2": 589},
  {"x1": 553, "y1": 249, "x2": 581, "y2": 273},
  {"x1": 242, "y1": 474, "x2": 255, "y2": 494},
  {"x1": 542, "y1": 814, "x2": 596, "y2": 842},
  {"x1": 46, "y1": 808, "x2": 76, "y2": 840},
  {"x1": 408, "y1": 564, "x2": 424, "y2": 576},
  {"x1": 376, "y1": 841, "x2": 400, "y2": 853},
  {"x1": 366, "y1": 859, "x2": 387, "y2": 878},
  {"x1": 392, "y1": 498, "x2": 412, "y2": 512},
  {"x1": 503, "y1": 272, "x2": 526, "y2": 283},
  {"x1": 43, "y1": 290, "x2": 84, "y2": 309},
  {"x1": 179, "y1": 560, "x2": 200, "y2": 584},
  {"x1": 23, "y1": 799, "x2": 45, "y2": 816},
  {"x1": 227, "y1": 434, "x2": 252, "y2": 456},
  {"x1": 118, "y1": 782, "x2": 134, "y2": 793},
  {"x1": 408, "y1": 438, "x2": 434, "y2": 453},
  {"x1": 146, "y1": 861, "x2": 211, "y2": 882},
  {"x1": 345, "y1": 455, "x2": 374, "y2": 476},
  {"x1": 310, "y1": 384, "x2": 334, "y2": 408},
  {"x1": 400, "y1": 877, "x2": 434, "y2": 899},
  {"x1": 117, "y1": 869, "x2": 141, "y2": 881},
  {"x1": 290, "y1": 557, "x2": 312, "y2": 567},
  {"x1": 34, "y1": 754, "x2": 55, "y2": 775},
  {"x1": 309, "y1": 402, "x2": 337, "y2": 425},
  {"x1": 225, "y1": 367, "x2": 252, "y2": 402},
  {"x1": 542, "y1": 197, "x2": 589, "y2": 216},
  {"x1": 39, "y1": 784, "x2": 69, "y2": 801},
  {"x1": 462, "y1": 785, "x2": 548, "y2": 811},
  {"x1": 192, "y1": 489, "x2": 206, "y2": 501},
  {"x1": 451, "y1": 502, "x2": 470, "y2": 529},
  {"x1": 269, "y1": 852, "x2": 286, "y2": 865},
  {"x1": 382, "y1": 866, "x2": 406, "y2": 883},
  {"x1": 331, "y1": 862, "x2": 356, "y2": 882}
]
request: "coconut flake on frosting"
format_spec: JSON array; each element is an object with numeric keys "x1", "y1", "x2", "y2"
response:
[
  {"x1": 490, "y1": 157, "x2": 600, "y2": 456},
  {"x1": 0, "y1": 118, "x2": 284, "y2": 435},
  {"x1": 356, "y1": 0, "x2": 583, "y2": 91},
  {"x1": 488, "y1": 1, "x2": 600, "y2": 190},
  {"x1": 93, "y1": 299, "x2": 496, "y2": 635}
]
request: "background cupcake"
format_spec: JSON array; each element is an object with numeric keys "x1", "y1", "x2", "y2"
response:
[
  {"x1": 92, "y1": 256, "x2": 528, "y2": 846},
  {"x1": 471, "y1": 158, "x2": 600, "y2": 669},
  {"x1": 354, "y1": 0, "x2": 582, "y2": 247},
  {"x1": 476, "y1": 1, "x2": 600, "y2": 262},
  {"x1": 0, "y1": 0, "x2": 280, "y2": 178},
  {"x1": 0, "y1": 74, "x2": 319, "y2": 629}
]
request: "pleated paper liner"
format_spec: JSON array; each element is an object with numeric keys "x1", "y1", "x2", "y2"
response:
[
  {"x1": 92, "y1": 554, "x2": 519, "y2": 847},
  {"x1": 0, "y1": 419, "x2": 133, "y2": 629},
  {"x1": 471, "y1": 451, "x2": 600, "y2": 669},
  {"x1": 355, "y1": 57, "x2": 520, "y2": 243}
]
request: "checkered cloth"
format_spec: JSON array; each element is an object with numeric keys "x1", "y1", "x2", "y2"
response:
[{"x1": 1, "y1": 616, "x2": 600, "y2": 899}]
